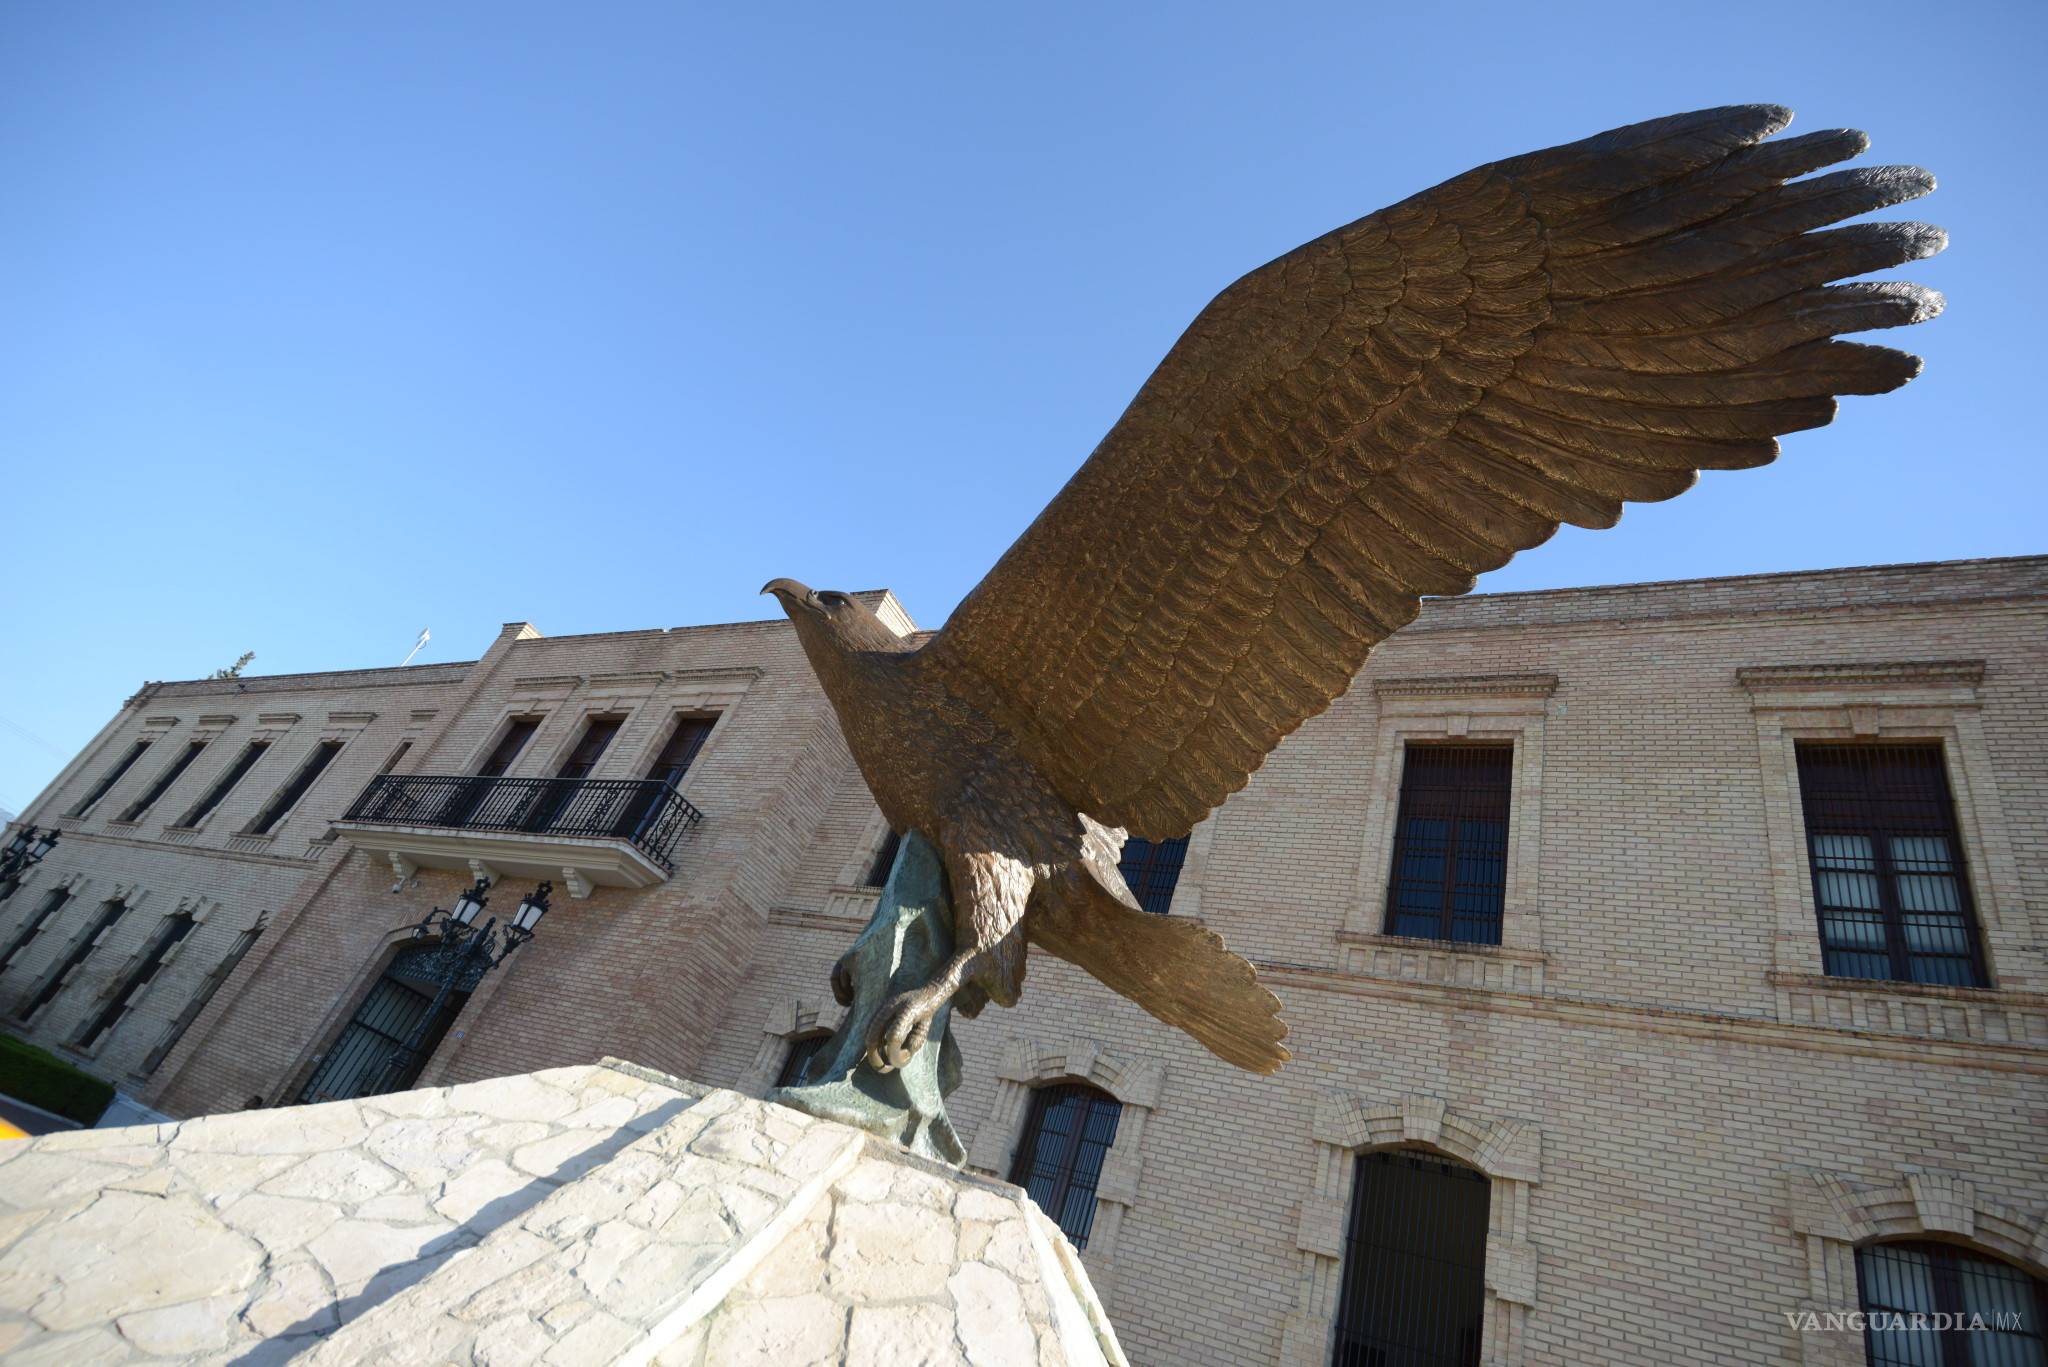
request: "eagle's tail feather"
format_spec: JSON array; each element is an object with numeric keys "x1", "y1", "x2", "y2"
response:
[{"x1": 1028, "y1": 876, "x2": 1289, "y2": 1074}]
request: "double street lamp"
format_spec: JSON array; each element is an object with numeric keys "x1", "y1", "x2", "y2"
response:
[
  {"x1": 412, "y1": 874, "x2": 552, "y2": 959},
  {"x1": 372, "y1": 875, "x2": 552, "y2": 1094},
  {"x1": 0, "y1": 826, "x2": 59, "y2": 902}
]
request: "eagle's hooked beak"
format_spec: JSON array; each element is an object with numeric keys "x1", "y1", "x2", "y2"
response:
[{"x1": 761, "y1": 578, "x2": 815, "y2": 610}]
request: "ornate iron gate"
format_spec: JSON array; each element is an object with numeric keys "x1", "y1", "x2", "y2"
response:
[{"x1": 296, "y1": 942, "x2": 476, "y2": 1103}]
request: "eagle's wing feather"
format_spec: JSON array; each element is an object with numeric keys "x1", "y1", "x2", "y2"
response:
[
  {"x1": 1030, "y1": 873, "x2": 1289, "y2": 1073},
  {"x1": 921, "y1": 105, "x2": 1942, "y2": 839}
]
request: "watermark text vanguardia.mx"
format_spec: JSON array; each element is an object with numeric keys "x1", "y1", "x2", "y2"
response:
[{"x1": 1786, "y1": 1310, "x2": 2027, "y2": 1333}]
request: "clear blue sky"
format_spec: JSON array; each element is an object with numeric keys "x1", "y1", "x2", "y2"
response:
[{"x1": 2, "y1": 1, "x2": 2041, "y2": 813}]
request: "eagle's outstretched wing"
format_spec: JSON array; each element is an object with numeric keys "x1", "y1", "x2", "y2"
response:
[{"x1": 922, "y1": 105, "x2": 1942, "y2": 839}]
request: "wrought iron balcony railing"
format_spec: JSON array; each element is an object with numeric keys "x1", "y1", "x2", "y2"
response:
[{"x1": 341, "y1": 773, "x2": 704, "y2": 872}]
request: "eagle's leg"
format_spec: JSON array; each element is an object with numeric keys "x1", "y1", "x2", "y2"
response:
[
  {"x1": 865, "y1": 844, "x2": 1031, "y2": 1072},
  {"x1": 864, "y1": 944, "x2": 981, "y2": 1071}
]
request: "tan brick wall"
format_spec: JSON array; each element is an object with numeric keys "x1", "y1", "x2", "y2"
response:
[{"x1": 9, "y1": 560, "x2": 2045, "y2": 1365}]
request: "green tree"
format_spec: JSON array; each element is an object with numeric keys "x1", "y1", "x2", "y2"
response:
[{"x1": 209, "y1": 651, "x2": 255, "y2": 680}]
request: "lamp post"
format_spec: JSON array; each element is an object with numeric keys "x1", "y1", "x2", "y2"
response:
[
  {"x1": 372, "y1": 877, "x2": 552, "y2": 1094},
  {"x1": 0, "y1": 826, "x2": 59, "y2": 902}
]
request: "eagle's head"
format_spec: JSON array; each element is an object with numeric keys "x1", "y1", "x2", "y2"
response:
[{"x1": 761, "y1": 579, "x2": 906, "y2": 656}]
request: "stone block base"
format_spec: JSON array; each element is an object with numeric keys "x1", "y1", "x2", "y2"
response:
[{"x1": 0, "y1": 1060, "x2": 1125, "y2": 1365}]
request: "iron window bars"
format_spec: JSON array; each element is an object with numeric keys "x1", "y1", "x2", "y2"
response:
[
  {"x1": 1856, "y1": 1240, "x2": 2045, "y2": 1367},
  {"x1": 67, "y1": 740, "x2": 151, "y2": 818},
  {"x1": 775, "y1": 1033, "x2": 830, "y2": 1089},
  {"x1": 1795, "y1": 743, "x2": 1988, "y2": 988},
  {"x1": 1118, "y1": 835, "x2": 1188, "y2": 915},
  {"x1": 864, "y1": 830, "x2": 902, "y2": 889},
  {"x1": 175, "y1": 741, "x2": 270, "y2": 829},
  {"x1": 141, "y1": 915, "x2": 265, "y2": 1075},
  {"x1": 118, "y1": 741, "x2": 208, "y2": 824},
  {"x1": 296, "y1": 942, "x2": 467, "y2": 1104},
  {"x1": 1333, "y1": 1150, "x2": 1489, "y2": 1367},
  {"x1": 0, "y1": 887, "x2": 71, "y2": 975},
  {"x1": 76, "y1": 913, "x2": 195, "y2": 1051},
  {"x1": 343, "y1": 772, "x2": 705, "y2": 872},
  {"x1": 1008, "y1": 1082, "x2": 1122, "y2": 1248},
  {"x1": 246, "y1": 740, "x2": 345, "y2": 836},
  {"x1": 1384, "y1": 744, "x2": 1512, "y2": 946},
  {"x1": 19, "y1": 898, "x2": 126, "y2": 1022}
]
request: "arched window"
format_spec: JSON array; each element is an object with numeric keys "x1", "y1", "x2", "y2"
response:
[
  {"x1": 1008, "y1": 1083, "x2": 1121, "y2": 1248},
  {"x1": 1856, "y1": 1240, "x2": 2046, "y2": 1365},
  {"x1": 1333, "y1": 1150, "x2": 1489, "y2": 1367},
  {"x1": 775, "y1": 1032, "x2": 831, "y2": 1089}
]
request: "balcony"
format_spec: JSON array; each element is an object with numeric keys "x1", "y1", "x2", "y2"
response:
[{"x1": 333, "y1": 773, "x2": 704, "y2": 899}]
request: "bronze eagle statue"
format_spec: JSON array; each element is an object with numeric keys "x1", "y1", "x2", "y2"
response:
[{"x1": 764, "y1": 104, "x2": 1942, "y2": 1077}]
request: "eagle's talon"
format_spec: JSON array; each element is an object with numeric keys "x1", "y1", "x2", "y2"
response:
[{"x1": 865, "y1": 990, "x2": 938, "y2": 1074}]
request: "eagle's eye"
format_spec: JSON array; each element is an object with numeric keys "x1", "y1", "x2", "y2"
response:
[{"x1": 817, "y1": 591, "x2": 850, "y2": 609}]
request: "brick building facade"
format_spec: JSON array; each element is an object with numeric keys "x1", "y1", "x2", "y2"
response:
[{"x1": 3, "y1": 556, "x2": 2044, "y2": 1365}]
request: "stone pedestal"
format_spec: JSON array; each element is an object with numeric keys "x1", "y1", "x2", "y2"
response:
[{"x1": 0, "y1": 1060, "x2": 1125, "y2": 1366}]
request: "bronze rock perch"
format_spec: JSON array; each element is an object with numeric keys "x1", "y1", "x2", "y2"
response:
[{"x1": 764, "y1": 105, "x2": 1943, "y2": 1090}]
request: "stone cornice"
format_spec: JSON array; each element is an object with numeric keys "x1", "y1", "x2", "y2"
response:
[
  {"x1": 1736, "y1": 660, "x2": 1986, "y2": 692},
  {"x1": 586, "y1": 671, "x2": 669, "y2": 688},
  {"x1": 767, "y1": 907, "x2": 864, "y2": 936},
  {"x1": 1765, "y1": 970, "x2": 2048, "y2": 1011},
  {"x1": 1404, "y1": 591, "x2": 2048, "y2": 645},
  {"x1": 51, "y1": 826, "x2": 325, "y2": 872},
  {"x1": 1371, "y1": 672, "x2": 1558, "y2": 699},
  {"x1": 509, "y1": 674, "x2": 583, "y2": 692},
  {"x1": 670, "y1": 666, "x2": 765, "y2": 683},
  {"x1": 1252, "y1": 961, "x2": 2048, "y2": 1074},
  {"x1": 146, "y1": 663, "x2": 474, "y2": 698}
]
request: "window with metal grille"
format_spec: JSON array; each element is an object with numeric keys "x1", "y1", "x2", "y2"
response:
[
  {"x1": 522, "y1": 717, "x2": 622, "y2": 831},
  {"x1": 19, "y1": 898, "x2": 126, "y2": 1022},
  {"x1": 1384, "y1": 744, "x2": 1512, "y2": 945},
  {"x1": 1118, "y1": 835, "x2": 1188, "y2": 915},
  {"x1": 437, "y1": 717, "x2": 541, "y2": 826},
  {"x1": 864, "y1": 830, "x2": 902, "y2": 889},
  {"x1": 141, "y1": 916, "x2": 265, "y2": 1075},
  {"x1": 775, "y1": 1033, "x2": 830, "y2": 1088},
  {"x1": 1856, "y1": 1240, "x2": 2045, "y2": 1366},
  {"x1": 644, "y1": 718, "x2": 714, "y2": 789},
  {"x1": 1795, "y1": 743, "x2": 1987, "y2": 988},
  {"x1": 0, "y1": 887, "x2": 72, "y2": 975},
  {"x1": 118, "y1": 741, "x2": 208, "y2": 823},
  {"x1": 1332, "y1": 1150, "x2": 1489, "y2": 1367},
  {"x1": 1008, "y1": 1083, "x2": 1121, "y2": 1248},
  {"x1": 76, "y1": 913, "x2": 195, "y2": 1050},
  {"x1": 67, "y1": 740, "x2": 151, "y2": 818},
  {"x1": 245, "y1": 740, "x2": 345, "y2": 836},
  {"x1": 612, "y1": 718, "x2": 715, "y2": 841},
  {"x1": 176, "y1": 741, "x2": 269, "y2": 829},
  {"x1": 479, "y1": 718, "x2": 540, "y2": 777}
]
